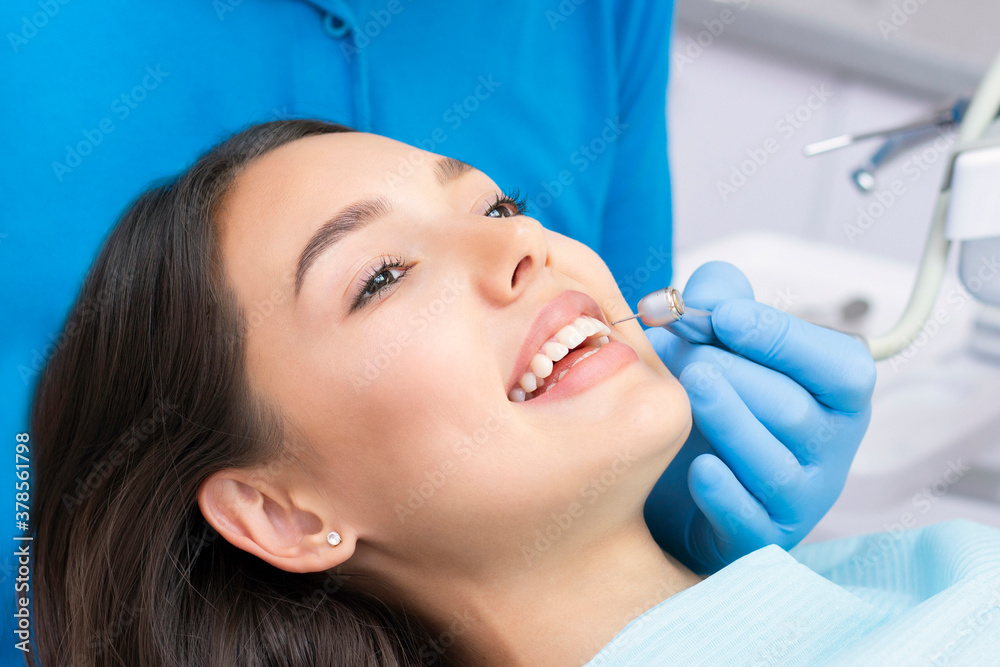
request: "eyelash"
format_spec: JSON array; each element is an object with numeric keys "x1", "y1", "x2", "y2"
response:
[
  {"x1": 485, "y1": 188, "x2": 528, "y2": 218},
  {"x1": 350, "y1": 187, "x2": 527, "y2": 311},
  {"x1": 351, "y1": 255, "x2": 408, "y2": 312}
]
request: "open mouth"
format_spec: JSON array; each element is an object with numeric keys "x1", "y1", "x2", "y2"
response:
[{"x1": 508, "y1": 315, "x2": 611, "y2": 402}]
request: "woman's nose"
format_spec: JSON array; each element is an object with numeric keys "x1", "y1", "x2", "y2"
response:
[{"x1": 465, "y1": 215, "x2": 550, "y2": 306}]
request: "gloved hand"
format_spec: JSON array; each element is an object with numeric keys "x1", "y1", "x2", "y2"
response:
[{"x1": 643, "y1": 261, "x2": 877, "y2": 574}]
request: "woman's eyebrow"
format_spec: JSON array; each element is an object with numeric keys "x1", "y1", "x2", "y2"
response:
[
  {"x1": 294, "y1": 156, "x2": 479, "y2": 298},
  {"x1": 434, "y1": 156, "x2": 475, "y2": 185},
  {"x1": 294, "y1": 195, "x2": 392, "y2": 297}
]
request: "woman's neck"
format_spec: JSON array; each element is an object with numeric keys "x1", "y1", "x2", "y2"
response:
[{"x1": 374, "y1": 516, "x2": 704, "y2": 666}]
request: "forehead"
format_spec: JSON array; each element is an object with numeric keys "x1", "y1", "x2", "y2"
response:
[
  {"x1": 216, "y1": 132, "x2": 428, "y2": 290},
  {"x1": 228, "y1": 131, "x2": 419, "y2": 212}
]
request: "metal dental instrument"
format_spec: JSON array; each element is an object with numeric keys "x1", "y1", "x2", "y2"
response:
[
  {"x1": 803, "y1": 99, "x2": 1000, "y2": 193},
  {"x1": 802, "y1": 99, "x2": 970, "y2": 158},
  {"x1": 849, "y1": 123, "x2": 953, "y2": 193},
  {"x1": 611, "y1": 287, "x2": 720, "y2": 346}
]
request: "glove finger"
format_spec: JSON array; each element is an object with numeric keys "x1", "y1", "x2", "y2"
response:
[
  {"x1": 680, "y1": 345, "x2": 861, "y2": 467},
  {"x1": 679, "y1": 362, "x2": 806, "y2": 518},
  {"x1": 712, "y1": 299, "x2": 878, "y2": 413},
  {"x1": 665, "y1": 330, "x2": 870, "y2": 469},
  {"x1": 724, "y1": 354, "x2": 870, "y2": 471},
  {"x1": 680, "y1": 261, "x2": 755, "y2": 309},
  {"x1": 687, "y1": 454, "x2": 774, "y2": 563},
  {"x1": 658, "y1": 330, "x2": 723, "y2": 379},
  {"x1": 645, "y1": 325, "x2": 688, "y2": 370}
]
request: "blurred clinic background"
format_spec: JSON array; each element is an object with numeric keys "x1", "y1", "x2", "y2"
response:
[{"x1": 668, "y1": 0, "x2": 1000, "y2": 541}]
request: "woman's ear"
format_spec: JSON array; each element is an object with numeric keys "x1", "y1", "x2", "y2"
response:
[{"x1": 197, "y1": 469, "x2": 355, "y2": 573}]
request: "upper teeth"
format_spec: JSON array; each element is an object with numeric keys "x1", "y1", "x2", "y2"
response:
[{"x1": 508, "y1": 315, "x2": 611, "y2": 402}]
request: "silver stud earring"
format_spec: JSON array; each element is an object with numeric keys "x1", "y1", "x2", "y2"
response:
[{"x1": 326, "y1": 531, "x2": 342, "y2": 547}]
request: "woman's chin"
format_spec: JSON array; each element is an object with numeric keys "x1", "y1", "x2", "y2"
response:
[
  {"x1": 527, "y1": 362, "x2": 691, "y2": 469},
  {"x1": 625, "y1": 381, "x2": 691, "y2": 463},
  {"x1": 617, "y1": 376, "x2": 692, "y2": 463}
]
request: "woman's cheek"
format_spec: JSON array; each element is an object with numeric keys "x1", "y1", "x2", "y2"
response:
[
  {"x1": 545, "y1": 231, "x2": 626, "y2": 308},
  {"x1": 544, "y1": 231, "x2": 668, "y2": 373}
]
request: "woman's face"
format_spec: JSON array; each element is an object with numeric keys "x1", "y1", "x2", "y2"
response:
[{"x1": 215, "y1": 131, "x2": 690, "y2": 573}]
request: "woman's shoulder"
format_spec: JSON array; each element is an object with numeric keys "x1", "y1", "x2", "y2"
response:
[
  {"x1": 586, "y1": 544, "x2": 883, "y2": 666},
  {"x1": 791, "y1": 519, "x2": 1000, "y2": 590},
  {"x1": 792, "y1": 520, "x2": 1000, "y2": 665},
  {"x1": 586, "y1": 522, "x2": 1000, "y2": 666}
]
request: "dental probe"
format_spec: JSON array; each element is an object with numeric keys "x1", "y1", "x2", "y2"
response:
[{"x1": 611, "y1": 287, "x2": 720, "y2": 346}]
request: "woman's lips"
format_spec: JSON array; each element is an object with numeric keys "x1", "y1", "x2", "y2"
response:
[
  {"x1": 508, "y1": 315, "x2": 610, "y2": 400},
  {"x1": 514, "y1": 341, "x2": 639, "y2": 405},
  {"x1": 505, "y1": 291, "x2": 609, "y2": 396}
]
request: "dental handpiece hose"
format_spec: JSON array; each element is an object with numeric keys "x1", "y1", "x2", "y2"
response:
[{"x1": 611, "y1": 287, "x2": 720, "y2": 346}]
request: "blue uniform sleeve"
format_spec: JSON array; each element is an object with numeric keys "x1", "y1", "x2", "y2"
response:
[{"x1": 601, "y1": 0, "x2": 675, "y2": 300}]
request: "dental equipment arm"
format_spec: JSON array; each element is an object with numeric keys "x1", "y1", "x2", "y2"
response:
[{"x1": 848, "y1": 51, "x2": 1000, "y2": 360}]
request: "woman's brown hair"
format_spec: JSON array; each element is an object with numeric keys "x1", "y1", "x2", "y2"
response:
[{"x1": 28, "y1": 120, "x2": 434, "y2": 666}]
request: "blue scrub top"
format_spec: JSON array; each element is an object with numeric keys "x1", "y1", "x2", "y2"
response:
[{"x1": 1, "y1": 0, "x2": 675, "y2": 658}]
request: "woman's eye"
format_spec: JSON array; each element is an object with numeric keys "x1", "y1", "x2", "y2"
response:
[
  {"x1": 363, "y1": 266, "x2": 405, "y2": 298},
  {"x1": 351, "y1": 257, "x2": 409, "y2": 312},
  {"x1": 484, "y1": 189, "x2": 527, "y2": 218},
  {"x1": 486, "y1": 202, "x2": 516, "y2": 218}
]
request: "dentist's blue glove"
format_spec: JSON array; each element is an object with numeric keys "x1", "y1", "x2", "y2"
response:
[{"x1": 643, "y1": 261, "x2": 877, "y2": 574}]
